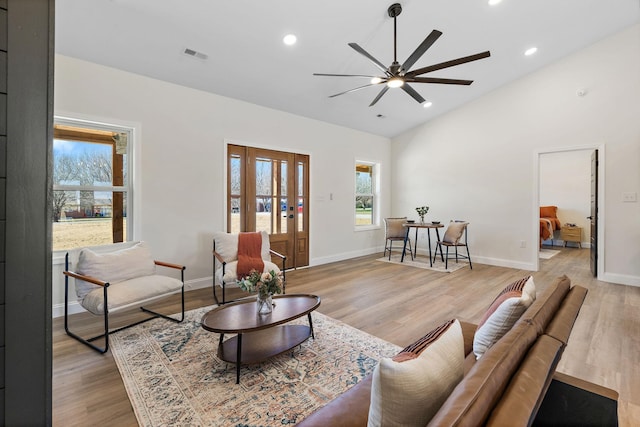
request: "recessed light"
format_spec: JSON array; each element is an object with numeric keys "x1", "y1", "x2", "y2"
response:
[
  {"x1": 422, "y1": 101, "x2": 433, "y2": 108},
  {"x1": 283, "y1": 34, "x2": 297, "y2": 46},
  {"x1": 488, "y1": 0, "x2": 502, "y2": 5},
  {"x1": 524, "y1": 47, "x2": 538, "y2": 56}
]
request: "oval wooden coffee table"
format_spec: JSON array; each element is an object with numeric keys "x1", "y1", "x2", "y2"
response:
[{"x1": 201, "y1": 294, "x2": 321, "y2": 384}]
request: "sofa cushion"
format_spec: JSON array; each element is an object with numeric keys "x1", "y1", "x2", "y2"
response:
[
  {"x1": 543, "y1": 285, "x2": 588, "y2": 344},
  {"x1": 522, "y1": 275, "x2": 571, "y2": 335},
  {"x1": 473, "y1": 276, "x2": 536, "y2": 359},
  {"x1": 485, "y1": 335, "x2": 564, "y2": 426},
  {"x1": 368, "y1": 320, "x2": 464, "y2": 427},
  {"x1": 214, "y1": 260, "x2": 281, "y2": 285},
  {"x1": 428, "y1": 320, "x2": 539, "y2": 427},
  {"x1": 81, "y1": 275, "x2": 183, "y2": 315},
  {"x1": 75, "y1": 241, "x2": 156, "y2": 301}
]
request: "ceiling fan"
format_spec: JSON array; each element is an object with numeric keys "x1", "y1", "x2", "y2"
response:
[{"x1": 314, "y1": 3, "x2": 491, "y2": 107}]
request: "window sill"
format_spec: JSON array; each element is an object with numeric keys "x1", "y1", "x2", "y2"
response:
[{"x1": 354, "y1": 225, "x2": 381, "y2": 232}]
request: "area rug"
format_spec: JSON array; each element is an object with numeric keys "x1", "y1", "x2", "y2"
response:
[
  {"x1": 377, "y1": 253, "x2": 468, "y2": 273},
  {"x1": 110, "y1": 305, "x2": 401, "y2": 426},
  {"x1": 539, "y1": 249, "x2": 561, "y2": 259}
]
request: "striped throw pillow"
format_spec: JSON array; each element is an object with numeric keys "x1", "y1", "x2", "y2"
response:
[
  {"x1": 368, "y1": 319, "x2": 464, "y2": 427},
  {"x1": 473, "y1": 276, "x2": 536, "y2": 359}
]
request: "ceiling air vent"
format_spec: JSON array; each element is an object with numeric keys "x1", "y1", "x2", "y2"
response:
[{"x1": 183, "y1": 48, "x2": 208, "y2": 60}]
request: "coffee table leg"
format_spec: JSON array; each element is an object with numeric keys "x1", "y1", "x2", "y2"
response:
[
  {"x1": 236, "y1": 333, "x2": 242, "y2": 384},
  {"x1": 308, "y1": 313, "x2": 315, "y2": 339}
]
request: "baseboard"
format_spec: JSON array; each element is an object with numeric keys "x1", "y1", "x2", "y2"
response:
[
  {"x1": 472, "y1": 255, "x2": 535, "y2": 271},
  {"x1": 600, "y1": 272, "x2": 640, "y2": 287},
  {"x1": 310, "y1": 246, "x2": 383, "y2": 266}
]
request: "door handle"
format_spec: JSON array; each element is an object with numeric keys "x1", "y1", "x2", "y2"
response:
[
  {"x1": 289, "y1": 214, "x2": 294, "y2": 219},
  {"x1": 587, "y1": 216, "x2": 593, "y2": 220}
]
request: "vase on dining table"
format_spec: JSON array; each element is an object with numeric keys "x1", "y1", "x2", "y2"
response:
[{"x1": 256, "y1": 292, "x2": 274, "y2": 315}]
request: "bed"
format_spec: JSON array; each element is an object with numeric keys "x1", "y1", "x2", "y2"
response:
[{"x1": 540, "y1": 205, "x2": 562, "y2": 245}]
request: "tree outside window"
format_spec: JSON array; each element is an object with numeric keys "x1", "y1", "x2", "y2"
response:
[
  {"x1": 52, "y1": 123, "x2": 131, "y2": 251},
  {"x1": 355, "y1": 163, "x2": 375, "y2": 226}
]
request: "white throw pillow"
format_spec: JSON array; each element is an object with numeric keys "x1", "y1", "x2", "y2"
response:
[
  {"x1": 75, "y1": 241, "x2": 156, "y2": 300},
  {"x1": 367, "y1": 320, "x2": 464, "y2": 427},
  {"x1": 473, "y1": 276, "x2": 536, "y2": 359}
]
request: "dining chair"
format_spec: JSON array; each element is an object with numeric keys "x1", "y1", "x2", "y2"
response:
[
  {"x1": 384, "y1": 217, "x2": 413, "y2": 261},
  {"x1": 434, "y1": 221, "x2": 472, "y2": 269}
]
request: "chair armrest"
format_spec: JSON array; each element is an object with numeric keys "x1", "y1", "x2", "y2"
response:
[
  {"x1": 212, "y1": 250, "x2": 226, "y2": 265},
  {"x1": 63, "y1": 270, "x2": 107, "y2": 287},
  {"x1": 269, "y1": 248, "x2": 286, "y2": 260},
  {"x1": 154, "y1": 260, "x2": 186, "y2": 271}
]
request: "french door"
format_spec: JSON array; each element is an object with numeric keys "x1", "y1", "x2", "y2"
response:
[{"x1": 227, "y1": 144, "x2": 309, "y2": 268}]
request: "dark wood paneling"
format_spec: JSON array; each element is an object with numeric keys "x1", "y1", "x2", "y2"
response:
[{"x1": 4, "y1": 0, "x2": 53, "y2": 424}]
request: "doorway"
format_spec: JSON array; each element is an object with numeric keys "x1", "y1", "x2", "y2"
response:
[
  {"x1": 227, "y1": 144, "x2": 309, "y2": 268},
  {"x1": 535, "y1": 145, "x2": 604, "y2": 277}
]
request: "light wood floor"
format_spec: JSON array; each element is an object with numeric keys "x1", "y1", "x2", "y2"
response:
[{"x1": 52, "y1": 247, "x2": 640, "y2": 426}]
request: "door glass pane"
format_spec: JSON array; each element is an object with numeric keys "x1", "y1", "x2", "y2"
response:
[
  {"x1": 298, "y1": 162, "x2": 305, "y2": 232},
  {"x1": 281, "y1": 161, "x2": 287, "y2": 197},
  {"x1": 230, "y1": 155, "x2": 241, "y2": 196},
  {"x1": 230, "y1": 197, "x2": 241, "y2": 233},
  {"x1": 255, "y1": 158, "x2": 272, "y2": 233},
  {"x1": 280, "y1": 197, "x2": 288, "y2": 233}
]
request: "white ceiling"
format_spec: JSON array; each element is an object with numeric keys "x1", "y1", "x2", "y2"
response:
[{"x1": 55, "y1": 0, "x2": 640, "y2": 138}]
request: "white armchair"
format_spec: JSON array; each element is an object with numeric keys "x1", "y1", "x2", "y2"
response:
[
  {"x1": 63, "y1": 241, "x2": 186, "y2": 353},
  {"x1": 213, "y1": 231, "x2": 286, "y2": 304}
]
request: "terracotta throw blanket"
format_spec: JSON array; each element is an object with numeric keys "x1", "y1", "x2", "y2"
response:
[{"x1": 237, "y1": 232, "x2": 264, "y2": 279}]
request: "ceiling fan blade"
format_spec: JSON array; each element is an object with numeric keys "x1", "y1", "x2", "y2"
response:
[
  {"x1": 402, "y1": 30, "x2": 443, "y2": 72},
  {"x1": 348, "y1": 42, "x2": 389, "y2": 74},
  {"x1": 401, "y1": 84, "x2": 426, "y2": 104},
  {"x1": 406, "y1": 51, "x2": 491, "y2": 77},
  {"x1": 329, "y1": 83, "x2": 379, "y2": 98},
  {"x1": 406, "y1": 77, "x2": 473, "y2": 85},
  {"x1": 314, "y1": 73, "x2": 381, "y2": 78},
  {"x1": 369, "y1": 86, "x2": 390, "y2": 107}
]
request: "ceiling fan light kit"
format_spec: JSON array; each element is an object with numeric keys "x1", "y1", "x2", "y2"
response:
[{"x1": 314, "y1": 2, "x2": 491, "y2": 107}]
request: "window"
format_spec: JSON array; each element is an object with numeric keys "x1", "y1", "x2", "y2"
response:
[
  {"x1": 52, "y1": 121, "x2": 132, "y2": 251},
  {"x1": 355, "y1": 162, "x2": 378, "y2": 227}
]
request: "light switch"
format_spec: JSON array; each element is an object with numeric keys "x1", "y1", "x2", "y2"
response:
[{"x1": 622, "y1": 192, "x2": 637, "y2": 202}]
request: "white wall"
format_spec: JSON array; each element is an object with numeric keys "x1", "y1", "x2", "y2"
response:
[
  {"x1": 391, "y1": 24, "x2": 640, "y2": 285},
  {"x1": 540, "y1": 150, "x2": 592, "y2": 246},
  {"x1": 53, "y1": 55, "x2": 391, "y2": 315}
]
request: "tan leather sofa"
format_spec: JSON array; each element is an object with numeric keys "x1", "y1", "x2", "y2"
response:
[{"x1": 298, "y1": 275, "x2": 619, "y2": 426}]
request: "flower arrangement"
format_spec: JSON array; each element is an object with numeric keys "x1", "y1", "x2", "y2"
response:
[
  {"x1": 415, "y1": 206, "x2": 429, "y2": 222},
  {"x1": 237, "y1": 269, "x2": 283, "y2": 298}
]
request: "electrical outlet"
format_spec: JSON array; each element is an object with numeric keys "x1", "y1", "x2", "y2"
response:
[{"x1": 622, "y1": 192, "x2": 637, "y2": 202}]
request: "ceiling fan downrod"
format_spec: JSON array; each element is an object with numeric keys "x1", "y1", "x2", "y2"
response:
[{"x1": 388, "y1": 3, "x2": 402, "y2": 69}]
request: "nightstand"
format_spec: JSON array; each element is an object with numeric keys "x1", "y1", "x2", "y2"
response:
[{"x1": 561, "y1": 226, "x2": 582, "y2": 248}]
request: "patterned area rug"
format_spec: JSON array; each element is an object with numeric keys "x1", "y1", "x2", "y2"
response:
[
  {"x1": 377, "y1": 253, "x2": 468, "y2": 273},
  {"x1": 110, "y1": 305, "x2": 400, "y2": 426}
]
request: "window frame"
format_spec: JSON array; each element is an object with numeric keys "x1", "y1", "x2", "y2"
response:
[
  {"x1": 354, "y1": 160, "x2": 380, "y2": 230},
  {"x1": 52, "y1": 116, "x2": 136, "y2": 253}
]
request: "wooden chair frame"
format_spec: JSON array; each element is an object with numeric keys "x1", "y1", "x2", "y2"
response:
[
  {"x1": 63, "y1": 253, "x2": 186, "y2": 354},
  {"x1": 212, "y1": 239, "x2": 286, "y2": 305}
]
